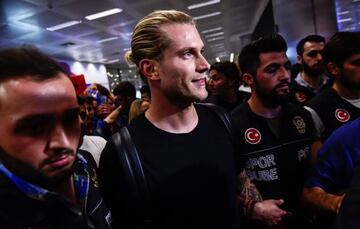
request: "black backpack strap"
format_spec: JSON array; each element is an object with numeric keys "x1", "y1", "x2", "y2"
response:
[
  {"x1": 111, "y1": 126, "x2": 152, "y2": 226},
  {"x1": 197, "y1": 103, "x2": 234, "y2": 139}
]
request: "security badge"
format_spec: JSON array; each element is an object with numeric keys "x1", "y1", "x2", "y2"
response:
[{"x1": 292, "y1": 116, "x2": 306, "y2": 134}]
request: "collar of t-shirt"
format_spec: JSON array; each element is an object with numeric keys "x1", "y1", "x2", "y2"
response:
[{"x1": 295, "y1": 73, "x2": 329, "y2": 92}]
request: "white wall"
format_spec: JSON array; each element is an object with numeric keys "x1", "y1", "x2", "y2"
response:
[{"x1": 58, "y1": 59, "x2": 109, "y2": 89}]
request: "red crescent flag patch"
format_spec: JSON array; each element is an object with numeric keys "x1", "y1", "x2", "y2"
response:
[
  {"x1": 295, "y1": 92, "x2": 307, "y2": 103},
  {"x1": 335, "y1": 108, "x2": 350, "y2": 122},
  {"x1": 244, "y1": 128, "x2": 261, "y2": 144}
]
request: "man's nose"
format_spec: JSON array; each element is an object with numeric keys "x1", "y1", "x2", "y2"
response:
[
  {"x1": 279, "y1": 66, "x2": 290, "y2": 81},
  {"x1": 48, "y1": 124, "x2": 71, "y2": 150},
  {"x1": 196, "y1": 54, "x2": 210, "y2": 73}
]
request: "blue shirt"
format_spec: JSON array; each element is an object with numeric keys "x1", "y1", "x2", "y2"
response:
[{"x1": 305, "y1": 117, "x2": 360, "y2": 193}]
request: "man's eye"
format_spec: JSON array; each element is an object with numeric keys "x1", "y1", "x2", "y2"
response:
[
  {"x1": 14, "y1": 119, "x2": 53, "y2": 136},
  {"x1": 183, "y1": 52, "x2": 193, "y2": 57},
  {"x1": 266, "y1": 68, "x2": 277, "y2": 74}
]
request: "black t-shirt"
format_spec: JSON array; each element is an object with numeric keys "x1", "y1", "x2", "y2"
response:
[{"x1": 99, "y1": 104, "x2": 241, "y2": 229}]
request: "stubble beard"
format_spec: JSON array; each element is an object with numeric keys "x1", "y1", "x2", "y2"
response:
[
  {"x1": 302, "y1": 60, "x2": 325, "y2": 78},
  {"x1": 255, "y1": 84, "x2": 290, "y2": 108},
  {"x1": 0, "y1": 147, "x2": 75, "y2": 190}
]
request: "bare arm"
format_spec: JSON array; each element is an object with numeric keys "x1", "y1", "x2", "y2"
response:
[
  {"x1": 238, "y1": 169, "x2": 288, "y2": 225},
  {"x1": 303, "y1": 187, "x2": 345, "y2": 214}
]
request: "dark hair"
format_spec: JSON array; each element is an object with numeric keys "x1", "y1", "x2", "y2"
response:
[
  {"x1": 296, "y1": 34, "x2": 325, "y2": 55},
  {"x1": 238, "y1": 34, "x2": 288, "y2": 77},
  {"x1": 140, "y1": 85, "x2": 151, "y2": 97},
  {"x1": 0, "y1": 46, "x2": 67, "y2": 81},
  {"x1": 210, "y1": 61, "x2": 240, "y2": 89},
  {"x1": 323, "y1": 32, "x2": 360, "y2": 67},
  {"x1": 113, "y1": 81, "x2": 136, "y2": 99}
]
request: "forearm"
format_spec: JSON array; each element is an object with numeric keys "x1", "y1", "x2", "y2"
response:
[
  {"x1": 104, "y1": 106, "x2": 122, "y2": 124},
  {"x1": 303, "y1": 187, "x2": 344, "y2": 213},
  {"x1": 237, "y1": 169, "x2": 263, "y2": 216}
]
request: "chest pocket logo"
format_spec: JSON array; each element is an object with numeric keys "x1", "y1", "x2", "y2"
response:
[
  {"x1": 244, "y1": 128, "x2": 261, "y2": 144},
  {"x1": 292, "y1": 116, "x2": 306, "y2": 134},
  {"x1": 335, "y1": 108, "x2": 350, "y2": 122}
]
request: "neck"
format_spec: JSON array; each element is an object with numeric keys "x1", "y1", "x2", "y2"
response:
[
  {"x1": 247, "y1": 94, "x2": 282, "y2": 118},
  {"x1": 145, "y1": 92, "x2": 198, "y2": 133},
  {"x1": 301, "y1": 71, "x2": 321, "y2": 88},
  {"x1": 52, "y1": 176, "x2": 77, "y2": 204},
  {"x1": 333, "y1": 82, "x2": 360, "y2": 100}
]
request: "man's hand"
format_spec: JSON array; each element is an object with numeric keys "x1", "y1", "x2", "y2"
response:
[{"x1": 252, "y1": 199, "x2": 289, "y2": 226}]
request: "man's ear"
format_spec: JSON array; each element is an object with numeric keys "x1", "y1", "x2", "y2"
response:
[
  {"x1": 242, "y1": 73, "x2": 254, "y2": 87},
  {"x1": 139, "y1": 59, "x2": 159, "y2": 80},
  {"x1": 297, "y1": 55, "x2": 302, "y2": 64},
  {"x1": 327, "y1": 62, "x2": 340, "y2": 77}
]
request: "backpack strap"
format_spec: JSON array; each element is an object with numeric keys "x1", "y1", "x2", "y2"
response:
[
  {"x1": 111, "y1": 126, "x2": 152, "y2": 226},
  {"x1": 197, "y1": 103, "x2": 234, "y2": 139}
]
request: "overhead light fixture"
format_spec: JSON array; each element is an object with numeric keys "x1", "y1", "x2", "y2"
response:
[
  {"x1": 107, "y1": 59, "x2": 119, "y2": 63},
  {"x1": 205, "y1": 32, "x2": 224, "y2": 38},
  {"x1": 193, "y1": 11, "x2": 221, "y2": 20},
  {"x1": 207, "y1": 36, "x2": 224, "y2": 42},
  {"x1": 215, "y1": 57, "x2": 221, "y2": 62},
  {"x1": 96, "y1": 36, "x2": 119, "y2": 43},
  {"x1": 46, "y1": 20, "x2": 82, "y2": 31},
  {"x1": 188, "y1": 0, "x2": 221, "y2": 10},
  {"x1": 202, "y1": 27, "x2": 223, "y2": 34},
  {"x1": 85, "y1": 8, "x2": 123, "y2": 20},
  {"x1": 230, "y1": 53, "x2": 234, "y2": 62},
  {"x1": 338, "y1": 18, "x2": 352, "y2": 23}
]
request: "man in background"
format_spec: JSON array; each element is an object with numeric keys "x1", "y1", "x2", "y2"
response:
[{"x1": 290, "y1": 34, "x2": 330, "y2": 105}]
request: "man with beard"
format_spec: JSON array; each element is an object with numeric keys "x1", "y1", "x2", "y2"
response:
[
  {"x1": 231, "y1": 34, "x2": 317, "y2": 229},
  {"x1": 0, "y1": 47, "x2": 111, "y2": 229},
  {"x1": 290, "y1": 35, "x2": 330, "y2": 105},
  {"x1": 306, "y1": 32, "x2": 360, "y2": 142},
  {"x1": 302, "y1": 31, "x2": 360, "y2": 228}
]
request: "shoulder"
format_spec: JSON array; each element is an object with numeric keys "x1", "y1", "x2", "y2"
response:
[{"x1": 307, "y1": 87, "x2": 336, "y2": 106}]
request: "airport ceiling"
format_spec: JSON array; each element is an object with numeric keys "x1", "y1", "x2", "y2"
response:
[{"x1": 0, "y1": 0, "x2": 268, "y2": 68}]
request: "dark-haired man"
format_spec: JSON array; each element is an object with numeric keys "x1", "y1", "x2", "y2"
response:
[
  {"x1": 0, "y1": 47, "x2": 111, "y2": 228},
  {"x1": 206, "y1": 61, "x2": 250, "y2": 112},
  {"x1": 232, "y1": 34, "x2": 317, "y2": 228},
  {"x1": 303, "y1": 31, "x2": 360, "y2": 228},
  {"x1": 290, "y1": 34, "x2": 330, "y2": 105}
]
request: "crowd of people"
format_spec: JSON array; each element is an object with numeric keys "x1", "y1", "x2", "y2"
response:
[{"x1": 0, "y1": 9, "x2": 359, "y2": 229}]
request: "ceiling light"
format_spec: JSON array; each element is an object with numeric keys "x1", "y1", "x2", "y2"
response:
[
  {"x1": 46, "y1": 20, "x2": 82, "y2": 31},
  {"x1": 193, "y1": 11, "x2": 221, "y2": 20},
  {"x1": 202, "y1": 27, "x2": 223, "y2": 34},
  {"x1": 230, "y1": 53, "x2": 234, "y2": 62},
  {"x1": 207, "y1": 36, "x2": 224, "y2": 42},
  {"x1": 107, "y1": 59, "x2": 119, "y2": 64},
  {"x1": 215, "y1": 57, "x2": 220, "y2": 62},
  {"x1": 96, "y1": 37, "x2": 119, "y2": 43},
  {"x1": 338, "y1": 18, "x2": 352, "y2": 23},
  {"x1": 205, "y1": 32, "x2": 224, "y2": 38},
  {"x1": 188, "y1": 0, "x2": 221, "y2": 10},
  {"x1": 338, "y1": 11, "x2": 349, "y2": 15},
  {"x1": 85, "y1": 8, "x2": 123, "y2": 20}
]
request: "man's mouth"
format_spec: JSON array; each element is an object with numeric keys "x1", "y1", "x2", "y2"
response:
[{"x1": 44, "y1": 153, "x2": 73, "y2": 169}]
